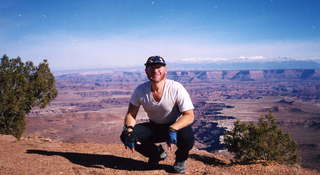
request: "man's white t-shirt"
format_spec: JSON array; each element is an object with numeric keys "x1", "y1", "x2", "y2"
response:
[{"x1": 129, "y1": 79, "x2": 194, "y2": 124}]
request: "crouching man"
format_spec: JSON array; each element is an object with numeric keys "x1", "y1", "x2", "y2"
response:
[{"x1": 120, "y1": 56, "x2": 195, "y2": 173}]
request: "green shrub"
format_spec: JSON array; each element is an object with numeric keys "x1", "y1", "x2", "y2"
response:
[
  {"x1": 224, "y1": 112, "x2": 298, "y2": 164},
  {"x1": 0, "y1": 55, "x2": 57, "y2": 139}
]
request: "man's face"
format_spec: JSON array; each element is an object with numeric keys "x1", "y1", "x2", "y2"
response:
[{"x1": 145, "y1": 64, "x2": 167, "y2": 82}]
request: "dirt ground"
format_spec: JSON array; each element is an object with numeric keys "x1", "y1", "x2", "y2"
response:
[{"x1": 1, "y1": 135, "x2": 319, "y2": 175}]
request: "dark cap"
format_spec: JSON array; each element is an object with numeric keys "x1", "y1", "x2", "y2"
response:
[{"x1": 144, "y1": 56, "x2": 166, "y2": 66}]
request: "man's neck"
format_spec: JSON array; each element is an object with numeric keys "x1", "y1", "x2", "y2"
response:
[{"x1": 151, "y1": 79, "x2": 166, "y2": 92}]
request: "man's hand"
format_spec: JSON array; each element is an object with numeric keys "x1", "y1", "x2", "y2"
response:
[
  {"x1": 121, "y1": 127, "x2": 137, "y2": 152},
  {"x1": 167, "y1": 128, "x2": 177, "y2": 151}
]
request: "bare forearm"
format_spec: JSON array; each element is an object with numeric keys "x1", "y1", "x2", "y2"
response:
[
  {"x1": 170, "y1": 110, "x2": 194, "y2": 130},
  {"x1": 123, "y1": 103, "x2": 139, "y2": 127},
  {"x1": 124, "y1": 113, "x2": 136, "y2": 127}
]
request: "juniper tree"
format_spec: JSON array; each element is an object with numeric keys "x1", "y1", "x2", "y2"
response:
[
  {"x1": 0, "y1": 55, "x2": 57, "y2": 139},
  {"x1": 224, "y1": 111, "x2": 298, "y2": 164}
]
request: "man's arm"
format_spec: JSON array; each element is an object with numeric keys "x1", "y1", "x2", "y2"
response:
[
  {"x1": 124, "y1": 103, "x2": 140, "y2": 128},
  {"x1": 167, "y1": 109, "x2": 194, "y2": 150},
  {"x1": 122, "y1": 103, "x2": 140, "y2": 151},
  {"x1": 169, "y1": 109, "x2": 194, "y2": 130}
]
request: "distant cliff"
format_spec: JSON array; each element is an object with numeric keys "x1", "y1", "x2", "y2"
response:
[
  {"x1": 169, "y1": 69, "x2": 320, "y2": 82},
  {"x1": 56, "y1": 69, "x2": 320, "y2": 84}
]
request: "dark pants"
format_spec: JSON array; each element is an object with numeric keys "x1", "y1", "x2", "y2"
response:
[{"x1": 120, "y1": 122, "x2": 194, "y2": 162}]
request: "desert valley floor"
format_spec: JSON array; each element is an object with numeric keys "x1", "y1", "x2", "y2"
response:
[{"x1": 25, "y1": 69, "x2": 320, "y2": 170}]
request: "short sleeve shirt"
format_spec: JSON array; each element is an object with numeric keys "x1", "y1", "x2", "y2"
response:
[{"x1": 130, "y1": 79, "x2": 194, "y2": 124}]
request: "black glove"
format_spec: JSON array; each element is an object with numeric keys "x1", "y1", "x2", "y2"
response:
[{"x1": 121, "y1": 126, "x2": 137, "y2": 150}]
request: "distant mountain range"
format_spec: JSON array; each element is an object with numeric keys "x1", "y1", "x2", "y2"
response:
[
  {"x1": 56, "y1": 69, "x2": 320, "y2": 84},
  {"x1": 54, "y1": 60, "x2": 320, "y2": 74},
  {"x1": 168, "y1": 60, "x2": 320, "y2": 70}
]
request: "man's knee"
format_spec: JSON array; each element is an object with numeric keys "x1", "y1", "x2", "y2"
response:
[
  {"x1": 120, "y1": 122, "x2": 152, "y2": 143},
  {"x1": 177, "y1": 126, "x2": 194, "y2": 150}
]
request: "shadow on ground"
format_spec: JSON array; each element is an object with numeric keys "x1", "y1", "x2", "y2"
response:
[
  {"x1": 26, "y1": 149, "x2": 173, "y2": 172},
  {"x1": 189, "y1": 153, "x2": 228, "y2": 166}
]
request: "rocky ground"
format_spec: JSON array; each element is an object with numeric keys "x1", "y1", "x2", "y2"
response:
[
  {"x1": 19, "y1": 69, "x2": 320, "y2": 173},
  {"x1": 1, "y1": 135, "x2": 319, "y2": 175}
]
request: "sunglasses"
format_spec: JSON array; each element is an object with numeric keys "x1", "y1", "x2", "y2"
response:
[{"x1": 146, "y1": 64, "x2": 165, "y2": 69}]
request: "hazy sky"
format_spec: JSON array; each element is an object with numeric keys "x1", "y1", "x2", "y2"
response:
[{"x1": 1, "y1": 0, "x2": 319, "y2": 71}]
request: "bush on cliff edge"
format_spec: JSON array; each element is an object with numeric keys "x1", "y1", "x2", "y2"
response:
[
  {"x1": 224, "y1": 112, "x2": 298, "y2": 164},
  {"x1": 0, "y1": 55, "x2": 57, "y2": 139}
]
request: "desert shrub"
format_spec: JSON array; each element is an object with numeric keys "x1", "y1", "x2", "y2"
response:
[
  {"x1": 0, "y1": 55, "x2": 57, "y2": 139},
  {"x1": 224, "y1": 112, "x2": 298, "y2": 164}
]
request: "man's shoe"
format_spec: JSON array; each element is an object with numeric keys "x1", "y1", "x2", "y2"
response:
[
  {"x1": 148, "y1": 151, "x2": 168, "y2": 165},
  {"x1": 159, "y1": 150, "x2": 168, "y2": 160},
  {"x1": 173, "y1": 160, "x2": 187, "y2": 174},
  {"x1": 148, "y1": 145, "x2": 168, "y2": 165}
]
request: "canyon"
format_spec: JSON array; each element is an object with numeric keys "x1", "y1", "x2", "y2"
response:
[{"x1": 25, "y1": 69, "x2": 320, "y2": 170}]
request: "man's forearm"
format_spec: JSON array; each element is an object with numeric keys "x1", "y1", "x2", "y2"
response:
[
  {"x1": 170, "y1": 110, "x2": 194, "y2": 130},
  {"x1": 124, "y1": 103, "x2": 139, "y2": 127},
  {"x1": 124, "y1": 113, "x2": 136, "y2": 127}
]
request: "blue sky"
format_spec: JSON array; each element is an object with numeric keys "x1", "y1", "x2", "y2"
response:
[{"x1": 1, "y1": 0, "x2": 319, "y2": 71}]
